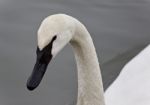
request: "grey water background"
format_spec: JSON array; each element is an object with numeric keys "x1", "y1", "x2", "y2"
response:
[{"x1": 0, "y1": 0, "x2": 150, "y2": 105}]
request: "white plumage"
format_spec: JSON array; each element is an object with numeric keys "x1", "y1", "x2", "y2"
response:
[
  {"x1": 105, "y1": 44, "x2": 150, "y2": 105},
  {"x1": 29, "y1": 14, "x2": 150, "y2": 105}
]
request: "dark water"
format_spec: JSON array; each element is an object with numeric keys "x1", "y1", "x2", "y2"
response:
[{"x1": 0, "y1": 0, "x2": 150, "y2": 105}]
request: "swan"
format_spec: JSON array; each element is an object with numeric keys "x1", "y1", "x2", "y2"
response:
[
  {"x1": 105, "y1": 44, "x2": 150, "y2": 105},
  {"x1": 26, "y1": 14, "x2": 150, "y2": 105}
]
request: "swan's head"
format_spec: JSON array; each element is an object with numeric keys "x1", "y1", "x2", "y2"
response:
[{"x1": 27, "y1": 14, "x2": 75, "y2": 91}]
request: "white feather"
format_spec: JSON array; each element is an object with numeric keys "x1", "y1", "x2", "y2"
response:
[
  {"x1": 105, "y1": 45, "x2": 150, "y2": 105},
  {"x1": 37, "y1": 14, "x2": 150, "y2": 105}
]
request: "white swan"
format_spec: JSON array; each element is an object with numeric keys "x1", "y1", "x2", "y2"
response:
[
  {"x1": 105, "y1": 44, "x2": 150, "y2": 105},
  {"x1": 26, "y1": 14, "x2": 150, "y2": 105}
]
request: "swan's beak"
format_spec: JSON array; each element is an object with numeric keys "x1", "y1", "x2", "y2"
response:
[
  {"x1": 26, "y1": 36, "x2": 57, "y2": 91},
  {"x1": 26, "y1": 57, "x2": 51, "y2": 91},
  {"x1": 26, "y1": 46, "x2": 53, "y2": 91}
]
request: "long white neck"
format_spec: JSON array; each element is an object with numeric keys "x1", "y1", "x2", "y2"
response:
[{"x1": 70, "y1": 21, "x2": 105, "y2": 105}]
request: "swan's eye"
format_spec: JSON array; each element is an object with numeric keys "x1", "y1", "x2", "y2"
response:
[{"x1": 52, "y1": 35, "x2": 57, "y2": 41}]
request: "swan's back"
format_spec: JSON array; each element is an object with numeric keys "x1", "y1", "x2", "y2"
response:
[{"x1": 105, "y1": 45, "x2": 150, "y2": 105}]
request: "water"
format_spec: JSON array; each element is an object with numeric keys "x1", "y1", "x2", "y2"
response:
[{"x1": 0, "y1": 0, "x2": 150, "y2": 104}]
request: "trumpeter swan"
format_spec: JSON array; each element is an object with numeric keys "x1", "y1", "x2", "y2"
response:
[{"x1": 26, "y1": 14, "x2": 150, "y2": 105}]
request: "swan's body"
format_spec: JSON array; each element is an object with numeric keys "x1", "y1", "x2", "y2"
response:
[
  {"x1": 26, "y1": 14, "x2": 150, "y2": 105},
  {"x1": 105, "y1": 45, "x2": 150, "y2": 105}
]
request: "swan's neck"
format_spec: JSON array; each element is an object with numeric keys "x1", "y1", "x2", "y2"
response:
[{"x1": 70, "y1": 22, "x2": 105, "y2": 105}]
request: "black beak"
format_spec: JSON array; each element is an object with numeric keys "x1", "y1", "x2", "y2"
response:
[
  {"x1": 27, "y1": 36, "x2": 57, "y2": 91},
  {"x1": 26, "y1": 58, "x2": 51, "y2": 91}
]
